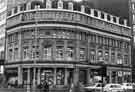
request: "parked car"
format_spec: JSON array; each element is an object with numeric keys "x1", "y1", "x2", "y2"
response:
[
  {"x1": 104, "y1": 83, "x2": 124, "y2": 92},
  {"x1": 84, "y1": 83, "x2": 104, "y2": 92},
  {"x1": 122, "y1": 83, "x2": 135, "y2": 90}
]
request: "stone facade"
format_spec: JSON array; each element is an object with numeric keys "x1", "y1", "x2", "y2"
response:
[{"x1": 5, "y1": 0, "x2": 132, "y2": 88}]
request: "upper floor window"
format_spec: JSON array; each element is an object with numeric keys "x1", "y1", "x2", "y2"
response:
[
  {"x1": 104, "y1": 51, "x2": 109, "y2": 63},
  {"x1": 66, "y1": 47, "x2": 74, "y2": 60},
  {"x1": 14, "y1": 48, "x2": 19, "y2": 60},
  {"x1": 8, "y1": 49, "x2": 13, "y2": 60},
  {"x1": 117, "y1": 53, "x2": 122, "y2": 65},
  {"x1": 14, "y1": 6, "x2": 18, "y2": 13},
  {"x1": 32, "y1": 46, "x2": 40, "y2": 59},
  {"x1": 20, "y1": 4, "x2": 26, "y2": 11},
  {"x1": 56, "y1": 46, "x2": 64, "y2": 60},
  {"x1": 7, "y1": 11, "x2": 12, "y2": 17},
  {"x1": 111, "y1": 52, "x2": 115, "y2": 64},
  {"x1": 80, "y1": 48, "x2": 86, "y2": 61},
  {"x1": 43, "y1": 47, "x2": 52, "y2": 60},
  {"x1": 23, "y1": 46, "x2": 30, "y2": 60},
  {"x1": 90, "y1": 49, "x2": 96, "y2": 63},
  {"x1": 97, "y1": 50, "x2": 103, "y2": 62},
  {"x1": 124, "y1": 55, "x2": 129, "y2": 65}
]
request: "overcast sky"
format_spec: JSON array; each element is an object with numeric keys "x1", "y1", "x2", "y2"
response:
[{"x1": 85, "y1": 0, "x2": 129, "y2": 24}]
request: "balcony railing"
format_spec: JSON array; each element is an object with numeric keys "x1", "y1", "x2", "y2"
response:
[{"x1": 6, "y1": 9, "x2": 131, "y2": 37}]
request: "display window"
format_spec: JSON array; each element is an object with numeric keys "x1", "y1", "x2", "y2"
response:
[
  {"x1": 56, "y1": 69, "x2": 65, "y2": 85},
  {"x1": 41, "y1": 69, "x2": 54, "y2": 86}
]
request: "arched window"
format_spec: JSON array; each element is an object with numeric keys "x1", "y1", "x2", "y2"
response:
[{"x1": 31, "y1": 1, "x2": 44, "y2": 9}]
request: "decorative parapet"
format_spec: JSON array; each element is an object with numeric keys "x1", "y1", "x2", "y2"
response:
[{"x1": 6, "y1": 0, "x2": 131, "y2": 37}]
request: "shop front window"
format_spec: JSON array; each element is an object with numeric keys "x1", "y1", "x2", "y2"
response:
[
  {"x1": 66, "y1": 47, "x2": 74, "y2": 60},
  {"x1": 80, "y1": 48, "x2": 86, "y2": 61},
  {"x1": 56, "y1": 46, "x2": 64, "y2": 60},
  {"x1": 56, "y1": 69, "x2": 65, "y2": 85},
  {"x1": 41, "y1": 69, "x2": 54, "y2": 86},
  {"x1": 79, "y1": 70, "x2": 87, "y2": 84}
]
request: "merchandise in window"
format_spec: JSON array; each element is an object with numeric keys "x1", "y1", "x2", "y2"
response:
[
  {"x1": 41, "y1": 69, "x2": 54, "y2": 86},
  {"x1": 56, "y1": 69, "x2": 65, "y2": 85}
]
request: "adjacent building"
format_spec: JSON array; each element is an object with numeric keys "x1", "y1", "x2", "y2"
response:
[
  {"x1": 0, "y1": 0, "x2": 7, "y2": 74},
  {"x1": 5, "y1": 0, "x2": 132, "y2": 88},
  {"x1": 130, "y1": 0, "x2": 135, "y2": 83}
]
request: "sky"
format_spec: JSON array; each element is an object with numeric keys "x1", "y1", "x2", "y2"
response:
[{"x1": 85, "y1": 0, "x2": 129, "y2": 25}]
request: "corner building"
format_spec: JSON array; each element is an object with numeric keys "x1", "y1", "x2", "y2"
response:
[{"x1": 6, "y1": 0, "x2": 132, "y2": 88}]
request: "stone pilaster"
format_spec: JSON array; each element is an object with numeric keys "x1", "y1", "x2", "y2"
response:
[
  {"x1": 46, "y1": 0, "x2": 52, "y2": 9},
  {"x1": 76, "y1": 40, "x2": 80, "y2": 61},
  {"x1": 110, "y1": 15, "x2": 114, "y2": 23},
  {"x1": 54, "y1": 68, "x2": 57, "y2": 85},
  {"x1": 81, "y1": 5, "x2": 85, "y2": 13},
  {"x1": 58, "y1": 0, "x2": 63, "y2": 9},
  {"x1": 98, "y1": 11, "x2": 101, "y2": 19},
  {"x1": 109, "y1": 47, "x2": 112, "y2": 64},
  {"x1": 87, "y1": 68, "x2": 91, "y2": 84},
  {"x1": 109, "y1": 71, "x2": 112, "y2": 83},
  {"x1": 11, "y1": 8, "x2": 15, "y2": 15},
  {"x1": 37, "y1": 68, "x2": 41, "y2": 85},
  {"x1": 73, "y1": 68, "x2": 79, "y2": 86},
  {"x1": 124, "y1": 19, "x2": 127, "y2": 26},
  {"x1": 17, "y1": 5, "x2": 21, "y2": 13},
  {"x1": 33, "y1": 68, "x2": 36, "y2": 88},
  {"x1": 116, "y1": 17, "x2": 120, "y2": 24},
  {"x1": 27, "y1": 68, "x2": 31, "y2": 91},
  {"x1": 26, "y1": 2, "x2": 31, "y2": 10},
  {"x1": 68, "y1": 2, "x2": 73, "y2": 10},
  {"x1": 90, "y1": 9, "x2": 94, "y2": 17},
  {"x1": 64, "y1": 68, "x2": 68, "y2": 85},
  {"x1": 18, "y1": 66, "x2": 22, "y2": 85},
  {"x1": 64, "y1": 40, "x2": 67, "y2": 60},
  {"x1": 104, "y1": 13, "x2": 108, "y2": 21}
]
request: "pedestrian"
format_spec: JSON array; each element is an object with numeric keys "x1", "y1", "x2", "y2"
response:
[
  {"x1": 69, "y1": 82, "x2": 74, "y2": 92},
  {"x1": 43, "y1": 81, "x2": 49, "y2": 92}
]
